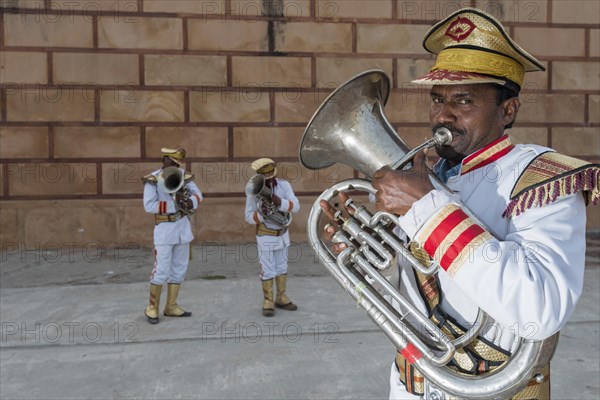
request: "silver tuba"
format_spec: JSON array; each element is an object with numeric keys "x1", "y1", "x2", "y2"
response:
[
  {"x1": 299, "y1": 70, "x2": 558, "y2": 399},
  {"x1": 246, "y1": 174, "x2": 293, "y2": 228},
  {"x1": 157, "y1": 166, "x2": 193, "y2": 215}
]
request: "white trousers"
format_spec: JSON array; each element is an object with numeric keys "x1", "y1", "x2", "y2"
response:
[
  {"x1": 150, "y1": 243, "x2": 190, "y2": 285},
  {"x1": 389, "y1": 362, "x2": 422, "y2": 400},
  {"x1": 259, "y1": 245, "x2": 288, "y2": 280}
]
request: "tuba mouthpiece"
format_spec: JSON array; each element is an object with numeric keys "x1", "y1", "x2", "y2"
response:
[{"x1": 433, "y1": 127, "x2": 453, "y2": 146}]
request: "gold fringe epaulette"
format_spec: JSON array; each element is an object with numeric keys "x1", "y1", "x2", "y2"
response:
[
  {"x1": 183, "y1": 172, "x2": 195, "y2": 182},
  {"x1": 142, "y1": 174, "x2": 158, "y2": 185},
  {"x1": 503, "y1": 152, "x2": 600, "y2": 217}
]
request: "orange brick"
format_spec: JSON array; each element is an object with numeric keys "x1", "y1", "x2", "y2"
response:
[
  {"x1": 232, "y1": 127, "x2": 304, "y2": 158},
  {"x1": 552, "y1": 128, "x2": 600, "y2": 157},
  {"x1": 274, "y1": 91, "x2": 322, "y2": 123},
  {"x1": 188, "y1": 20, "x2": 268, "y2": 51},
  {"x1": 553, "y1": 0, "x2": 600, "y2": 24},
  {"x1": 2, "y1": 1, "x2": 44, "y2": 9},
  {"x1": 386, "y1": 89, "x2": 430, "y2": 124},
  {"x1": 193, "y1": 197, "x2": 254, "y2": 242},
  {"x1": 145, "y1": 127, "x2": 229, "y2": 158},
  {"x1": 54, "y1": 127, "x2": 141, "y2": 158},
  {"x1": 102, "y1": 162, "x2": 156, "y2": 194},
  {"x1": 22, "y1": 200, "x2": 118, "y2": 246},
  {"x1": 100, "y1": 90, "x2": 184, "y2": 122},
  {"x1": 590, "y1": 95, "x2": 600, "y2": 124},
  {"x1": 7, "y1": 163, "x2": 97, "y2": 196},
  {"x1": 316, "y1": 58, "x2": 393, "y2": 87},
  {"x1": 6, "y1": 87, "x2": 95, "y2": 122},
  {"x1": 0, "y1": 126, "x2": 49, "y2": 159},
  {"x1": 0, "y1": 206, "x2": 18, "y2": 246},
  {"x1": 274, "y1": 22, "x2": 353, "y2": 53},
  {"x1": 52, "y1": 0, "x2": 138, "y2": 12},
  {"x1": 189, "y1": 90, "x2": 270, "y2": 122},
  {"x1": 98, "y1": 16, "x2": 182, "y2": 49},
  {"x1": 473, "y1": 0, "x2": 548, "y2": 24},
  {"x1": 357, "y1": 24, "x2": 430, "y2": 54},
  {"x1": 190, "y1": 162, "x2": 251, "y2": 193},
  {"x1": 143, "y1": 0, "x2": 208, "y2": 13},
  {"x1": 591, "y1": 30, "x2": 600, "y2": 58},
  {"x1": 0, "y1": 52, "x2": 47, "y2": 84},
  {"x1": 521, "y1": 61, "x2": 548, "y2": 91},
  {"x1": 53, "y1": 53, "x2": 139, "y2": 85},
  {"x1": 231, "y1": 56, "x2": 311, "y2": 87},
  {"x1": 517, "y1": 94, "x2": 585, "y2": 124},
  {"x1": 553, "y1": 62, "x2": 600, "y2": 91},
  {"x1": 3, "y1": 13, "x2": 93, "y2": 47},
  {"x1": 229, "y1": 0, "x2": 310, "y2": 18},
  {"x1": 514, "y1": 27, "x2": 585, "y2": 57},
  {"x1": 396, "y1": 58, "x2": 435, "y2": 87},
  {"x1": 508, "y1": 128, "x2": 548, "y2": 147},
  {"x1": 316, "y1": 0, "x2": 392, "y2": 19},
  {"x1": 145, "y1": 55, "x2": 227, "y2": 86}
]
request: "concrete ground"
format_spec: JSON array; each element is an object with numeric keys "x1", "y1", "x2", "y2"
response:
[{"x1": 0, "y1": 234, "x2": 598, "y2": 400}]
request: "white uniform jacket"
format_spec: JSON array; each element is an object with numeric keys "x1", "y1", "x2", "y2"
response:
[
  {"x1": 143, "y1": 168, "x2": 203, "y2": 246},
  {"x1": 396, "y1": 135, "x2": 590, "y2": 353},
  {"x1": 245, "y1": 178, "x2": 300, "y2": 249}
]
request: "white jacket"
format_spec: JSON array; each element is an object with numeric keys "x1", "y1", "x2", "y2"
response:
[
  {"x1": 396, "y1": 135, "x2": 588, "y2": 352},
  {"x1": 143, "y1": 168, "x2": 203, "y2": 246}
]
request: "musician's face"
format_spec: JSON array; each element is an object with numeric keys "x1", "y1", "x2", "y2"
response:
[
  {"x1": 162, "y1": 157, "x2": 180, "y2": 169},
  {"x1": 429, "y1": 83, "x2": 519, "y2": 166}
]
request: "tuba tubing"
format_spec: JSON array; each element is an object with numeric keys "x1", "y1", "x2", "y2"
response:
[{"x1": 300, "y1": 70, "x2": 559, "y2": 399}]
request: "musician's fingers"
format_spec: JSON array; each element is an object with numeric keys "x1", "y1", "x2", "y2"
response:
[
  {"x1": 323, "y1": 223, "x2": 336, "y2": 240},
  {"x1": 319, "y1": 199, "x2": 337, "y2": 221},
  {"x1": 332, "y1": 242, "x2": 348, "y2": 253}
]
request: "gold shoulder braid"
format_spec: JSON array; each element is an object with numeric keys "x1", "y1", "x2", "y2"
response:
[
  {"x1": 395, "y1": 243, "x2": 550, "y2": 399},
  {"x1": 503, "y1": 152, "x2": 600, "y2": 217},
  {"x1": 183, "y1": 172, "x2": 195, "y2": 183}
]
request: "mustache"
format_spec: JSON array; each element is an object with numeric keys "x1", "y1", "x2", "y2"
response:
[{"x1": 432, "y1": 124, "x2": 465, "y2": 138}]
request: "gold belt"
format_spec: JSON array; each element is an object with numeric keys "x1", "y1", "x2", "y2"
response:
[
  {"x1": 256, "y1": 223, "x2": 287, "y2": 237},
  {"x1": 155, "y1": 211, "x2": 184, "y2": 225}
]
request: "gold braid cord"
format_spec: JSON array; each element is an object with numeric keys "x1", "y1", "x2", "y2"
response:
[
  {"x1": 395, "y1": 243, "x2": 550, "y2": 399},
  {"x1": 504, "y1": 152, "x2": 600, "y2": 217}
]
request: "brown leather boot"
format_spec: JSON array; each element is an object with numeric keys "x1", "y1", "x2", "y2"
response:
[
  {"x1": 163, "y1": 283, "x2": 192, "y2": 317},
  {"x1": 144, "y1": 283, "x2": 162, "y2": 324},
  {"x1": 262, "y1": 278, "x2": 275, "y2": 317},
  {"x1": 275, "y1": 274, "x2": 297, "y2": 311}
]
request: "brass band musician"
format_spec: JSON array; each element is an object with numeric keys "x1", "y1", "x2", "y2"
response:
[{"x1": 245, "y1": 158, "x2": 300, "y2": 317}]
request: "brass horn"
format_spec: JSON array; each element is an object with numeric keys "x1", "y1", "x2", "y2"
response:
[
  {"x1": 299, "y1": 70, "x2": 558, "y2": 399},
  {"x1": 157, "y1": 166, "x2": 192, "y2": 215},
  {"x1": 245, "y1": 174, "x2": 293, "y2": 228}
]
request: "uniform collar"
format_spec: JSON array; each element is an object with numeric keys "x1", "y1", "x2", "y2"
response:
[{"x1": 460, "y1": 134, "x2": 514, "y2": 175}]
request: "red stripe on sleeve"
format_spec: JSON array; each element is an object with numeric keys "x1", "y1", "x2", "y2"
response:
[
  {"x1": 423, "y1": 209, "x2": 468, "y2": 257},
  {"x1": 194, "y1": 194, "x2": 201, "y2": 204},
  {"x1": 439, "y1": 224, "x2": 486, "y2": 271},
  {"x1": 400, "y1": 343, "x2": 423, "y2": 364}
]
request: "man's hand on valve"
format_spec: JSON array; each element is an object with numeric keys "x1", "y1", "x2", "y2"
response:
[
  {"x1": 319, "y1": 191, "x2": 354, "y2": 254},
  {"x1": 372, "y1": 151, "x2": 434, "y2": 215},
  {"x1": 271, "y1": 194, "x2": 282, "y2": 207},
  {"x1": 176, "y1": 192, "x2": 193, "y2": 211}
]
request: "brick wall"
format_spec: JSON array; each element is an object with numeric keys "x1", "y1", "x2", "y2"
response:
[{"x1": 1, "y1": 0, "x2": 599, "y2": 249}]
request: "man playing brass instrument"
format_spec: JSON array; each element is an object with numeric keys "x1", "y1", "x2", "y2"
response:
[
  {"x1": 245, "y1": 158, "x2": 300, "y2": 317},
  {"x1": 321, "y1": 8, "x2": 599, "y2": 400},
  {"x1": 142, "y1": 147, "x2": 203, "y2": 324}
]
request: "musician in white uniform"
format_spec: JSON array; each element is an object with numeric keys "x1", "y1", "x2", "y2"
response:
[
  {"x1": 322, "y1": 8, "x2": 599, "y2": 400},
  {"x1": 142, "y1": 148, "x2": 203, "y2": 324},
  {"x1": 245, "y1": 158, "x2": 300, "y2": 317}
]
